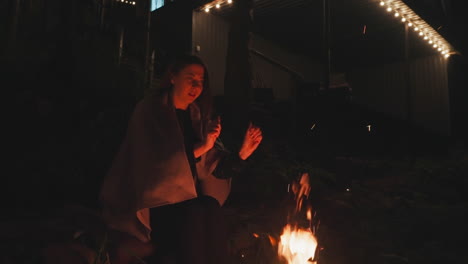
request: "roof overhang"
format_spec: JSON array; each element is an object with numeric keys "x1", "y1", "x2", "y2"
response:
[{"x1": 377, "y1": 0, "x2": 456, "y2": 58}]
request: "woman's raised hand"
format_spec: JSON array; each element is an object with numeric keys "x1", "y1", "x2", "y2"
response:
[
  {"x1": 205, "y1": 116, "x2": 221, "y2": 148},
  {"x1": 194, "y1": 116, "x2": 221, "y2": 158},
  {"x1": 238, "y1": 122, "x2": 263, "y2": 160}
]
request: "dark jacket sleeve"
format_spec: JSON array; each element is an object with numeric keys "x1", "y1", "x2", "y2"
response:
[{"x1": 211, "y1": 138, "x2": 248, "y2": 179}]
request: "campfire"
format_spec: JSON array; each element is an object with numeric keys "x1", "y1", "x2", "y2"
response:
[
  {"x1": 278, "y1": 173, "x2": 319, "y2": 264},
  {"x1": 278, "y1": 223, "x2": 318, "y2": 264}
]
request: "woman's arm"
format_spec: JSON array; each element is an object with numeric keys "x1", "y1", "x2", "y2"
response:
[
  {"x1": 194, "y1": 117, "x2": 221, "y2": 158},
  {"x1": 211, "y1": 123, "x2": 263, "y2": 179}
]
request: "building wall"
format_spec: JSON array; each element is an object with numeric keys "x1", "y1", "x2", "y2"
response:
[
  {"x1": 192, "y1": 11, "x2": 229, "y2": 96},
  {"x1": 192, "y1": 12, "x2": 322, "y2": 100},
  {"x1": 250, "y1": 35, "x2": 323, "y2": 84},
  {"x1": 349, "y1": 55, "x2": 451, "y2": 135}
]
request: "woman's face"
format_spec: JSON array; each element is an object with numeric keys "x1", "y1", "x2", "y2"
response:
[{"x1": 171, "y1": 64, "x2": 205, "y2": 110}]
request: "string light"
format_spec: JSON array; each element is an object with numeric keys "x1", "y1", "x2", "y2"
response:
[
  {"x1": 377, "y1": 0, "x2": 454, "y2": 58},
  {"x1": 116, "y1": 0, "x2": 135, "y2": 5},
  {"x1": 201, "y1": 0, "x2": 233, "y2": 12}
]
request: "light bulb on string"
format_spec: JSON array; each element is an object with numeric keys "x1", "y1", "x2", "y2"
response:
[
  {"x1": 216, "y1": 3, "x2": 220, "y2": 8},
  {"x1": 429, "y1": 40, "x2": 433, "y2": 44},
  {"x1": 395, "y1": 12, "x2": 399, "y2": 17},
  {"x1": 387, "y1": 7, "x2": 392, "y2": 12},
  {"x1": 205, "y1": 7, "x2": 210, "y2": 12},
  {"x1": 228, "y1": 0, "x2": 232, "y2": 3},
  {"x1": 408, "y1": 22, "x2": 413, "y2": 27},
  {"x1": 419, "y1": 32, "x2": 423, "y2": 36},
  {"x1": 414, "y1": 27, "x2": 419, "y2": 31},
  {"x1": 380, "y1": 1, "x2": 385, "y2": 6},
  {"x1": 401, "y1": 17, "x2": 406, "y2": 22},
  {"x1": 445, "y1": 54, "x2": 450, "y2": 58},
  {"x1": 433, "y1": 44, "x2": 438, "y2": 48}
]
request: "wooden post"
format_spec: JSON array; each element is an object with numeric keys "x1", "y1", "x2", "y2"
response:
[
  {"x1": 322, "y1": 0, "x2": 331, "y2": 91},
  {"x1": 8, "y1": 0, "x2": 21, "y2": 51},
  {"x1": 224, "y1": 0, "x2": 254, "y2": 106},
  {"x1": 148, "y1": 49, "x2": 155, "y2": 92},
  {"x1": 144, "y1": 0, "x2": 152, "y2": 92},
  {"x1": 118, "y1": 28, "x2": 124, "y2": 66},
  {"x1": 405, "y1": 23, "x2": 412, "y2": 124}
]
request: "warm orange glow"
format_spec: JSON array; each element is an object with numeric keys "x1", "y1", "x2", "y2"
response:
[
  {"x1": 253, "y1": 233, "x2": 259, "y2": 238},
  {"x1": 278, "y1": 225, "x2": 318, "y2": 264},
  {"x1": 269, "y1": 235, "x2": 278, "y2": 246}
]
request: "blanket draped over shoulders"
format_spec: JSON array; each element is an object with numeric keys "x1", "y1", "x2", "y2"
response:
[{"x1": 100, "y1": 94, "x2": 231, "y2": 242}]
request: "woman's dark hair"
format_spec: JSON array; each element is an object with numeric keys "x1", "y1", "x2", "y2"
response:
[{"x1": 160, "y1": 54, "x2": 213, "y2": 123}]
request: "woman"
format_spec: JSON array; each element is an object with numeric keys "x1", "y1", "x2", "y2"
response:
[{"x1": 100, "y1": 55, "x2": 262, "y2": 263}]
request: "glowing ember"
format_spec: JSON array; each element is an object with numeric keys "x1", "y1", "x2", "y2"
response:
[{"x1": 278, "y1": 224, "x2": 318, "y2": 264}]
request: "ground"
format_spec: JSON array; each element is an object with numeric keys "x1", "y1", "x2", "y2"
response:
[{"x1": 2, "y1": 93, "x2": 467, "y2": 264}]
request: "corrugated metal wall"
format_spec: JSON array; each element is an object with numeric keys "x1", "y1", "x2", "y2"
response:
[
  {"x1": 250, "y1": 35, "x2": 323, "y2": 101},
  {"x1": 250, "y1": 53, "x2": 295, "y2": 100},
  {"x1": 192, "y1": 11, "x2": 229, "y2": 96},
  {"x1": 192, "y1": 12, "x2": 322, "y2": 100},
  {"x1": 349, "y1": 55, "x2": 450, "y2": 135}
]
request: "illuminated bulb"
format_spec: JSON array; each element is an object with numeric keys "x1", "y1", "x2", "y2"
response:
[
  {"x1": 387, "y1": 7, "x2": 392, "y2": 12},
  {"x1": 429, "y1": 40, "x2": 433, "y2": 44},
  {"x1": 216, "y1": 3, "x2": 220, "y2": 8},
  {"x1": 228, "y1": 0, "x2": 232, "y2": 3},
  {"x1": 132, "y1": 1, "x2": 135, "y2": 5},
  {"x1": 424, "y1": 36, "x2": 428, "y2": 40},
  {"x1": 401, "y1": 17, "x2": 406, "y2": 22},
  {"x1": 419, "y1": 32, "x2": 423, "y2": 36},
  {"x1": 433, "y1": 44, "x2": 438, "y2": 48},
  {"x1": 414, "y1": 27, "x2": 419, "y2": 31},
  {"x1": 395, "y1": 12, "x2": 399, "y2": 17},
  {"x1": 438, "y1": 47, "x2": 442, "y2": 51},
  {"x1": 408, "y1": 22, "x2": 413, "y2": 27},
  {"x1": 444, "y1": 54, "x2": 450, "y2": 58},
  {"x1": 380, "y1": 1, "x2": 385, "y2": 6},
  {"x1": 205, "y1": 7, "x2": 210, "y2": 12},
  {"x1": 441, "y1": 50, "x2": 446, "y2": 54}
]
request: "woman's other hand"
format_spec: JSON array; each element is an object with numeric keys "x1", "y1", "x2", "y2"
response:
[
  {"x1": 206, "y1": 116, "x2": 221, "y2": 149},
  {"x1": 238, "y1": 122, "x2": 263, "y2": 160},
  {"x1": 194, "y1": 116, "x2": 221, "y2": 158}
]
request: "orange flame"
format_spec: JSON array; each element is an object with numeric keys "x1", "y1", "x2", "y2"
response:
[
  {"x1": 278, "y1": 224, "x2": 318, "y2": 264},
  {"x1": 268, "y1": 235, "x2": 277, "y2": 247}
]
